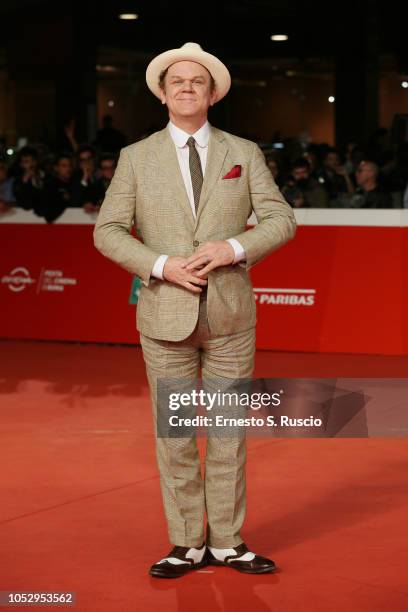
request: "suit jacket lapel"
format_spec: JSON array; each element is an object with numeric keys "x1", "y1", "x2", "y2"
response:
[
  {"x1": 155, "y1": 127, "x2": 195, "y2": 229},
  {"x1": 152, "y1": 124, "x2": 228, "y2": 230},
  {"x1": 195, "y1": 125, "x2": 228, "y2": 228}
]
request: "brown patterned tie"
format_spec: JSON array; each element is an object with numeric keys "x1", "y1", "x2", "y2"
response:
[{"x1": 187, "y1": 136, "x2": 203, "y2": 214}]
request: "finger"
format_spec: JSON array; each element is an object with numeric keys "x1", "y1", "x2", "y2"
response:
[
  {"x1": 187, "y1": 246, "x2": 211, "y2": 263},
  {"x1": 185, "y1": 250, "x2": 205, "y2": 260},
  {"x1": 187, "y1": 275, "x2": 207, "y2": 286},
  {"x1": 192, "y1": 268, "x2": 208, "y2": 279},
  {"x1": 194, "y1": 260, "x2": 218, "y2": 277},
  {"x1": 184, "y1": 255, "x2": 210, "y2": 271},
  {"x1": 183, "y1": 281, "x2": 203, "y2": 293}
]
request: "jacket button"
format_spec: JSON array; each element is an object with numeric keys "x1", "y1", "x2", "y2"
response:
[{"x1": 193, "y1": 240, "x2": 199, "y2": 246}]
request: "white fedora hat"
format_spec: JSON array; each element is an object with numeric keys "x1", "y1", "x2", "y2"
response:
[{"x1": 145, "y1": 42, "x2": 231, "y2": 103}]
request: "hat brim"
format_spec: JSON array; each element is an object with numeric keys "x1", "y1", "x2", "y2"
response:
[{"x1": 146, "y1": 47, "x2": 231, "y2": 103}]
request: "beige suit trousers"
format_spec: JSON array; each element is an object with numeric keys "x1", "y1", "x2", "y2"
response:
[{"x1": 140, "y1": 293, "x2": 256, "y2": 548}]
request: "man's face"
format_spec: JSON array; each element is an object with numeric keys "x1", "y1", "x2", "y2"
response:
[
  {"x1": 100, "y1": 159, "x2": 116, "y2": 180},
  {"x1": 20, "y1": 155, "x2": 36, "y2": 171},
  {"x1": 79, "y1": 150, "x2": 95, "y2": 171},
  {"x1": 159, "y1": 60, "x2": 217, "y2": 120},
  {"x1": 325, "y1": 153, "x2": 339, "y2": 170},
  {"x1": 304, "y1": 152, "x2": 316, "y2": 168},
  {"x1": 267, "y1": 159, "x2": 278, "y2": 178},
  {"x1": 293, "y1": 167, "x2": 309, "y2": 181},
  {"x1": 55, "y1": 158, "x2": 73, "y2": 180},
  {"x1": 356, "y1": 161, "x2": 375, "y2": 186}
]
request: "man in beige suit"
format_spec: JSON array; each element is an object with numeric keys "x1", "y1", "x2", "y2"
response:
[{"x1": 94, "y1": 42, "x2": 296, "y2": 578}]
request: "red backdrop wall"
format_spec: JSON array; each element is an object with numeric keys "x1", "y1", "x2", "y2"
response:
[{"x1": 1, "y1": 209, "x2": 407, "y2": 355}]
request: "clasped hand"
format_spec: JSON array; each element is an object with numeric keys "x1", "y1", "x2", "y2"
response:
[{"x1": 162, "y1": 240, "x2": 235, "y2": 294}]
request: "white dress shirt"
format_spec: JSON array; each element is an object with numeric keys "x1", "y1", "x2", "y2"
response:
[{"x1": 151, "y1": 120, "x2": 246, "y2": 279}]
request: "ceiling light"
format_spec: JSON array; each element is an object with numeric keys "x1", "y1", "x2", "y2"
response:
[
  {"x1": 96, "y1": 65, "x2": 117, "y2": 73},
  {"x1": 119, "y1": 13, "x2": 138, "y2": 20},
  {"x1": 270, "y1": 34, "x2": 288, "y2": 41}
]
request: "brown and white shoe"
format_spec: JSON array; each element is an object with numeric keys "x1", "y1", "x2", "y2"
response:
[
  {"x1": 206, "y1": 542, "x2": 277, "y2": 574},
  {"x1": 149, "y1": 543, "x2": 207, "y2": 578}
]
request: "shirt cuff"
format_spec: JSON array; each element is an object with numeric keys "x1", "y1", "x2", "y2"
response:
[
  {"x1": 226, "y1": 238, "x2": 246, "y2": 264},
  {"x1": 151, "y1": 254, "x2": 169, "y2": 280}
]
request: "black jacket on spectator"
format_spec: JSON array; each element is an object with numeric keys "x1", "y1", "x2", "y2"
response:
[
  {"x1": 84, "y1": 177, "x2": 111, "y2": 206},
  {"x1": 13, "y1": 174, "x2": 44, "y2": 211},
  {"x1": 317, "y1": 169, "x2": 348, "y2": 200},
  {"x1": 71, "y1": 171, "x2": 100, "y2": 206},
  {"x1": 40, "y1": 176, "x2": 75, "y2": 223},
  {"x1": 351, "y1": 186, "x2": 392, "y2": 208}
]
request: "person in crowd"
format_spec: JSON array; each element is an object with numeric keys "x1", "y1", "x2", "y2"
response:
[
  {"x1": 71, "y1": 145, "x2": 100, "y2": 206},
  {"x1": 303, "y1": 144, "x2": 322, "y2": 180},
  {"x1": 0, "y1": 160, "x2": 15, "y2": 213},
  {"x1": 12, "y1": 146, "x2": 45, "y2": 211},
  {"x1": 82, "y1": 153, "x2": 117, "y2": 213},
  {"x1": 350, "y1": 160, "x2": 392, "y2": 208},
  {"x1": 343, "y1": 141, "x2": 358, "y2": 172},
  {"x1": 345, "y1": 145, "x2": 365, "y2": 189},
  {"x1": 282, "y1": 158, "x2": 329, "y2": 208},
  {"x1": 41, "y1": 153, "x2": 75, "y2": 223},
  {"x1": 94, "y1": 115, "x2": 127, "y2": 154},
  {"x1": 317, "y1": 147, "x2": 355, "y2": 205},
  {"x1": 264, "y1": 153, "x2": 284, "y2": 187}
]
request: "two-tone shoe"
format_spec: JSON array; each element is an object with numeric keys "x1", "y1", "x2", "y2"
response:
[
  {"x1": 149, "y1": 543, "x2": 207, "y2": 578},
  {"x1": 206, "y1": 542, "x2": 277, "y2": 574}
]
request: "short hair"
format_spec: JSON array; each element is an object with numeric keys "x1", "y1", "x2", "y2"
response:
[
  {"x1": 292, "y1": 157, "x2": 310, "y2": 170},
  {"x1": 77, "y1": 144, "x2": 96, "y2": 158},
  {"x1": 361, "y1": 160, "x2": 379, "y2": 178},
  {"x1": 18, "y1": 146, "x2": 38, "y2": 160},
  {"x1": 54, "y1": 152, "x2": 73, "y2": 165},
  {"x1": 99, "y1": 153, "x2": 117, "y2": 166},
  {"x1": 265, "y1": 154, "x2": 277, "y2": 164},
  {"x1": 158, "y1": 66, "x2": 216, "y2": 92},
  {"x1": 323, "y1": 147, "x2": 340, "y2": 161}
]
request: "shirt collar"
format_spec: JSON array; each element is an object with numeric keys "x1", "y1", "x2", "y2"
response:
[{"x1": 168, "y1": 120, "x2": 210, "y2": 148}]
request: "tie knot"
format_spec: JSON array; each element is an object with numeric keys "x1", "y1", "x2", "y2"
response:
[{"x1": 187, "y1": 136, "x2": 196, "y2": 148}]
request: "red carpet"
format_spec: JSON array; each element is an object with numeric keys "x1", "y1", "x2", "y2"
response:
[{"x1": 1, "y1": 340, "x2": 407, "y2": 611}]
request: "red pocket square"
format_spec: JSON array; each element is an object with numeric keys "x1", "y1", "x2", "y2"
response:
[{"x1": 222, "y1": 165, "x2": 242, "y2": 179}]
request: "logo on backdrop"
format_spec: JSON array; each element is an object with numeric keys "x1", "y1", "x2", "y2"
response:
[
  {"x1": 254, "y1": 287, "x2": 315, "y2": 306},
  {"x1": 1, "y1": 267, "x2": 77, "y2": 293},
  {"x1": 1, "y1": 267, "x2": 36, "y2": 292},
  {"x1": 38, "y1": 269, "x2": 77, "y2": 292}
]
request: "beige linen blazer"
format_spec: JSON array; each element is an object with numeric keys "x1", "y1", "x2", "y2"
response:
[{"x1": 93, "y1": 124, "x2": 297, "y2": 341}]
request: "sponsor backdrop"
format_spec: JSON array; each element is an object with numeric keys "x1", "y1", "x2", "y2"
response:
[{"x1": 1, "y1": 209, "x2": 407, "y2": 355}]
